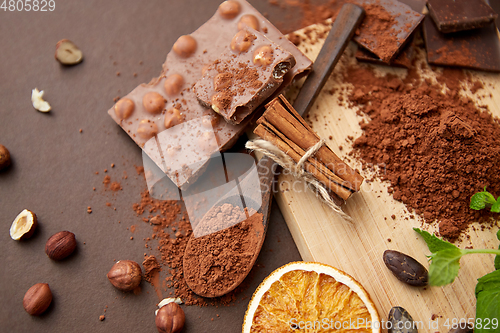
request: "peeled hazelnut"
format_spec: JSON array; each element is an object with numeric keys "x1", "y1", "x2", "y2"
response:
[
  {"x1": 114, "y1": 98, "x2": 135, "y2": 119},
  {"x1": 23, "y1": 283, "x2": 52, "y2": 316},
  {"x1": 31, "y1": 88, "x2": 51, "y2": 112},
  {"x1": 238, "y1": 14, "x2": 260, "y2": 31},
  {"x1": 155, "y1": 302, "x2": 185, "y2": 333},
  {"x1": 218, "y1": 0, "x2": 241, "y2": 19},
  {"x1": 55, "y1": 39, "x2": 83, "y2": 65},
  {"x1": 173, "y1": 35, "x2": 197, "y2": 58},
  {"x1": 143, "y1": 92, "x2": 165, "y2": 115},
  {"x1": 230, "y1": 30, "x2": 255, "y2": 53},
  {"x1": 137, "y1": 119, "x2": 159, "y2": 140},
  {"x1": 45, "y1": 231, "x2": 77, "y2": 260},
  {"x1": 164, "y1": 108, "x2": 184, "y2": 129},
  {"x1": 0, "y1": 144, "x2": 11, "y2": 171},
  {"x1": 164, "y1": 74, "x2": 184, "y2": 96},
  {"x1": 107, "y1": 260, "x2": 142, "y2": 292},
  {"x1": 10, "y1": 209, "x2": 37, "y2": 240},
  {"x1": 253, "y1": 45, "x2": 274, "y2": 66}
]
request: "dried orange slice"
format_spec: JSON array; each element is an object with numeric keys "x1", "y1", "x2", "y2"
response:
[{"x1": 243, "y1": 262, "x2": 380, "y2": 332}]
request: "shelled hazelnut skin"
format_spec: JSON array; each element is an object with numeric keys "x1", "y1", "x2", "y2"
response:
[
  {"x1": 107, "y1": 260, "x2": 142, "y2": 292},
  {"x1": 0, "y1": 144, "x2": 11, "y2": 171},
  {"x1": 45, "y1": 231, "x2": 77, "y2": 260},
  {"x1": 23, "y1": 283, "x2": 52, "y2": 316},
  {"x1": 156, "y1": 302, "x2": 185, "y2": 333}
]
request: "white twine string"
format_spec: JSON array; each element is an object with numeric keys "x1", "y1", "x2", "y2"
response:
[{"x1": 246, "y1": 139, "x2": 352, "y2": 222}]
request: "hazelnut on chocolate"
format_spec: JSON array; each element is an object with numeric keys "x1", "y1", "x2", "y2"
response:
[
  {"x1": 211, "y1": 92, "x2": 231, "y2": 114},
  {"x1": 213, "y1": 73, "x2": 233, "y2": 91},
  {"x1": 164, "y1": 74, "x2": 184, "y2": 96},
  {"x1": 218, "y1": 0, "x2": 241, "y2": 19},
  {"x1": 230, "y1": 30, "x2": 256, "y2": 53},
  {"x1": 114, "y1": 98, "x2": 135, "y2": 119},
  {"x1": 238, "y1": 14, "x2": 260, "y2": 31},
  {"x1": 173, "y1": 35, "x2": 197, "y2": 58},
  {"x1": 253, "y1": 45, "x2": 274, "y2": 66},
  {"x1": 137, "y1": 119, "x2": 159, "y2": 139},
  {"x1": 164, "y1": 108, "x2": 184, "y2": 129},
  {"x1": 143, "y1": 92, "x2": 165, "y2": 115}
]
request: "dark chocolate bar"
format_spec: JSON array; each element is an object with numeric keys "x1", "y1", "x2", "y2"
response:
[
  {"x1": 194, "y1": 29, "x2": 296, "y2": 124},
  {"x1": 108, "y1": 0, "x2": 312, "y2": 189},
  {"x1": 353, "y1": 0, "x2": 424, "y2": 63},
  {"x1": 423, "y1": 15, "x2": 500, "y2": 72},
  {"x1": 428, "y1": 0, "x2": 497, "y2": 33}
]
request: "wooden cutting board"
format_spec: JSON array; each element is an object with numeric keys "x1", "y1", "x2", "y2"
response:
[{"x1": 275, "y1": 23, "x2": 500, "y2": 331}]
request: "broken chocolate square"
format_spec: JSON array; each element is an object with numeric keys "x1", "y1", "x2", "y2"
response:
[
  {"x1": 194, "y1": 29, "x2": 296, "y2": 125},
  {"x1": 353, "y1": 0, "x2": 424, "y2": 63}
]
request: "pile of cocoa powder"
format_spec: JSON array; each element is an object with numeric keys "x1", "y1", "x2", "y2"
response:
[{"x1": 343, "y1": 62, "x2": 500, "y2": 240}]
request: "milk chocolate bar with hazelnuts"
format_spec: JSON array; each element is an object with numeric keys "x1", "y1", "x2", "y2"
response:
[{"x1": 107, "y1": 0, "x2": 312, "y2": 189}]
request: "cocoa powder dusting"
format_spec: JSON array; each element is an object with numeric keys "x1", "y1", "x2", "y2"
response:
[{"x1": 346, "y1": 64, "x2": 500, "y2": 240}]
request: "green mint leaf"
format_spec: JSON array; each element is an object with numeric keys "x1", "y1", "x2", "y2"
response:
[
  {"x1": 491, "y1": 199, "x2": 500, "y2": 213},
  {"x1": 495, "y1": 230, "x2": 500, "y2": 271},
  {"x1": 470, "y1": 190, "x2": 496, "y2": 210},
  {"x1": 475, "y1": 270, "x2": 500, "y2": 333},
  {"x1": 428, "y1": 249, "x2": 464, "y2": 286},
  {"x1": 413, "y1": 228, "x2": 459, "y2": 253}
]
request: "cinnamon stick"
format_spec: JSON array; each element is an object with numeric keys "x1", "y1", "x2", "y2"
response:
[{"x1": 254, "y1": 95, "x2": 364, "y2": 200}]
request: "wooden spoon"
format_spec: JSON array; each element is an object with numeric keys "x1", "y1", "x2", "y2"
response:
[{"x1": 183, "y1": 3, "x2": 365, "y2": 298}]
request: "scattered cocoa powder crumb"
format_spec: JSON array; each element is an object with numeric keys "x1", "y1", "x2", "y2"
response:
[
  {"x1": 113, "y1": 96, "x2": 120, "y2": 103},
  {"x1": 79, "y1": 129, "x2": 82, "y2": 133},
  {"x1": 111, "y1": 163, "x2": 115, "y2": 168},
  {"x1": 135, "y1": 166, "x2": 144, "y2": 175},
  {"x1": 110, "y1": 182, "x2": 122, "y2": 191},
  {"x1": 87, "y1": 206, "x2": 92, "y2": 214},
  {"x1": 347, "y1": 63, "x2": 500, "y2": 240},
  {"x1": 142, "y1": 255, "x2": 161, "y2": 284},
  {"x1": 103, "y1": 175, "x2": 111, "y2": 185},
  {"x1": 99, "y1": 315, "x2": 105, "y2": 321}
]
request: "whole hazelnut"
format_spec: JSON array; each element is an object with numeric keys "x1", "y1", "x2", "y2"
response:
[
  {"x1": 45, "y1": 231, "x2": 77, "y2": 260},
  {"x1": 238, "y1": 14, "x2": 260, "y2": 31},
  {"x1": 155, "y1": 302, "x2": 185, "y2": 333},
  {"x1": 173, "y1": 35, "x2": 197, "y2": 58},
  {"x1": 23, "y1": 283, "x2": 52, "y2": 316},
  {"x1": 0, "y1": 144, "x2": 11, "y2": 171},
  {"x1": 107, "y1": 260, "x2": 142, "y2": 292},
  {"x1": 218, "y1": 0, "x2": 241, "y2": 19},
  {"x1": 114, "y1": 98, "x2": 135, "y2": 119}
]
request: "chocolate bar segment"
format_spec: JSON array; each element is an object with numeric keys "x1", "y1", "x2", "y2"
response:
[
  {"x1": 427, "y1": 0, "x2": 497, "y2": 33},
  {"x1": 108, "y1": 0, "x2": 312, "y2": 189},
  {"x1": 353, "y1": 0, "x2": 424, "y2": 63},
  {"x1": 423, "y1": 16, "x2": 500, "y2": 72},
  {"x1": 194, "y1": 29, "x2": 296, "y2": 124}
]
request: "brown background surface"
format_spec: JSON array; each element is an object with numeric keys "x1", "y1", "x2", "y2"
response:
[{"x1": 0, "y1": 1, "x2": 329, "y2": 332}]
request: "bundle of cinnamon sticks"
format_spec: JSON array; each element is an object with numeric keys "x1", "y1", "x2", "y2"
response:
[{"x1": 254, "y1": 95, "x2": 363, "y2": 204}]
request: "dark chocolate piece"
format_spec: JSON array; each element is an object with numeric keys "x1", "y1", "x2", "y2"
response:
[
  {"x1": 428, "y1": 0, "x2": 497, "y2": 33},
  {"x1": 194, "y1": 29, "x2": 295, "y2": 124},
  {"x1": 353, "y1": 0, "x2": 424, "y2": 63},
  {"x1": 108, "y1": 0, "x2": 312, "y2": 189},
  {"x1": 423, "y1": 15, "x2": 500, "y2": 72},
  {"x1": 355, "y1": 0, "x2": 425, "y2": 67}
]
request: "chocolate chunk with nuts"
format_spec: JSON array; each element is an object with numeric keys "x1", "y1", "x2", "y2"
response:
[
  {"x1": 383, "y1": 250, "x2": 428, "y2": 286},
  {"x1": 194, "y1": 29, "x2": 295, "y2": 124}
]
